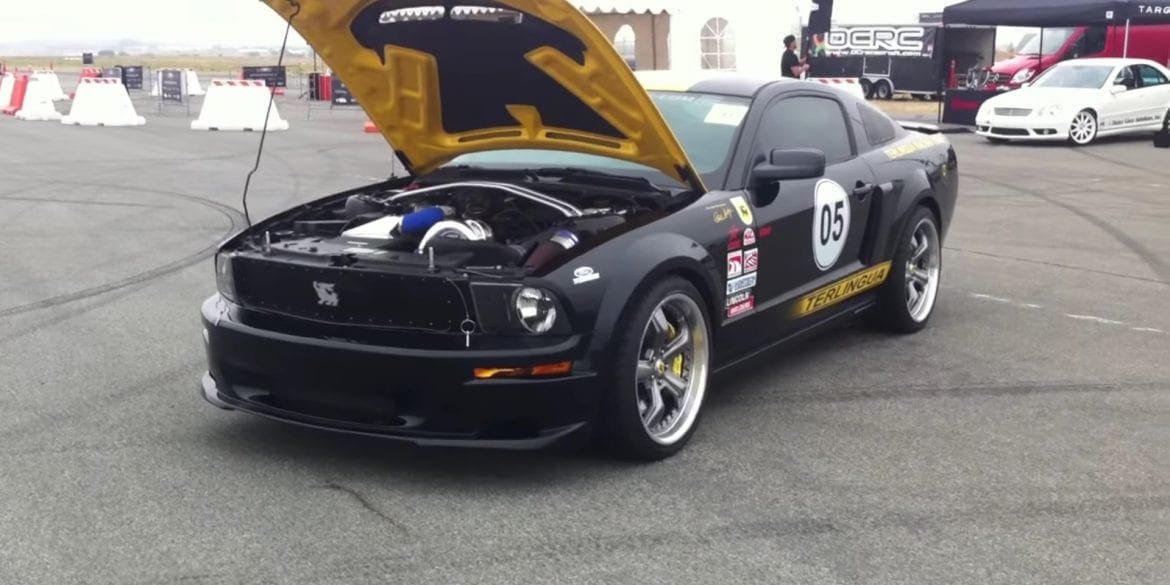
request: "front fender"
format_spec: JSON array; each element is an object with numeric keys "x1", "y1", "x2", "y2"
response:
[{"x1": 551, "y1": 231, "x2": 720, "y2": 336}]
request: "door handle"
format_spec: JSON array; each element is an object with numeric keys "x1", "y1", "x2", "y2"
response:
[{"x1": 852, "y1": 182, "x2": 875, "y2": 200}]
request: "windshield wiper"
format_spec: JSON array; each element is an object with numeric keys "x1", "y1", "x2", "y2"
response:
[{"x1": 530, "y1": 167, "x2": 659, "y2": 191}]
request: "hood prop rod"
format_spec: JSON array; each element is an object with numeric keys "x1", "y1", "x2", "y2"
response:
[{"x1": 240, "y1": 0, "x2": 300, "y2": 227}]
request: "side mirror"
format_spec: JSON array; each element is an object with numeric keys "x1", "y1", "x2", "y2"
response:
[
  {"x1": 750, "y1": 148, "x2": 826, "y2": 206},
  {"x1": 1110, "y1": 83, "x2": 1128, "y2": 95}
]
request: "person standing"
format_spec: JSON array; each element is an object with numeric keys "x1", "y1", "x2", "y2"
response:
[{"x1": 782, "y1": 35, "x2": 809, "y2": 79}]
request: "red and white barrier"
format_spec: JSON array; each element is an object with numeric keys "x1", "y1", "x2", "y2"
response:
[
  {"x1": 15, "y1": 74, "x2": 63, "y2": 121},
  {"x1": 191, "y1": 80, "x2": 288, "y2": 132},
  {"x1": 2, "y1": 75, "x2": 28, "y2": 116},
  {"x1": 32, "y1": 69, "x2": 69, "y2": 101},
  {"x1": 62, "y1": 78, "x2": 145, "y2": 126},
  {"x1": 807, "y1": 77, "x2": 867, "y2": 101}
]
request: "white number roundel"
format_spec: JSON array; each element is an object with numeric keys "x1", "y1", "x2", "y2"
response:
[{"x1": 812, "y1": 179, "x2": 850, "y2": 271}]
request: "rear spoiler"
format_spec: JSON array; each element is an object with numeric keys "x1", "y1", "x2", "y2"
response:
[{"x1": 898, "y1": 121, "x2": 942, "y2": 135}]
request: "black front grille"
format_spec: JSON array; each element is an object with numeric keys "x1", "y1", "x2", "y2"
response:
[
  {"x1": 233, "y1": 257, "x2": 468, "y2": 331},
  {"x1": 989, "y1": 127, "x2": 1029, "y2": 136}
]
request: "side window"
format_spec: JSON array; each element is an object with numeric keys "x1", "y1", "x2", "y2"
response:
[
  {"x1": 1136, "y1": 65, "x2": 1169, "y2": 88},
  {"x1": 1114, "y1": 66, "x2": 1136, "y2": 89},
  {"x1": 1071, "y1": 26, "x2": 1107, "y2": 58},
  {"x1": 857, "y1": 102, "x2": 898, "y2": 146},
  {"x1": 757, "y1": 95, "x2": 854, "y2": 163}
]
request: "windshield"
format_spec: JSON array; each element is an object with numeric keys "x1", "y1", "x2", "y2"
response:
[
  {"x1": 1032, "y1": 64, "x2": 1114, "y2": 89},
  {"x1": 445, "y1": 91, "x2": 751, "y2": 189},
  {"x1": 1018, "y1": 27, "x2": 1075, "y2": 55}
]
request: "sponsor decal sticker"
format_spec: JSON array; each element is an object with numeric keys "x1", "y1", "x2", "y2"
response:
[
  {"x1": 727, "y1": 224, "x2": 742, "y2": 251},
  {"x1": 727, "y1": 295, "x2": 755, "y2": 318},
  {"x1": 726, "y1": 291, "x2": 752, "y2": 307},
  {"x1": 712, "y1": 207, "x2": 734, "y2": 223},
  {"x1": 884, "y1": 134, "x2": 947, "y2": 160},
  {"x1": 744, "y1": 248, "x2": 759, "y2": 273},
  {"x1": 729, "y1": 196, "x2": 754, "y2": 225},
  {"x1": 705, "y1": 103, "x2": 750, "y2": 126},
  {"x1": 727, "y1": 250, "x2": 744, "y2": 278},
  {"x1": 791, "y1": 261, "x2": 892, "y2": 318},
  {"x1": 572, "y1": 266, "x2": 601, "y2": 285},
  {"x1": 743, "y1": 227, "x2": 756, "y2": 246},
  {"x1": 727, "y1": 273, "x2": 758, "y2": 295}
]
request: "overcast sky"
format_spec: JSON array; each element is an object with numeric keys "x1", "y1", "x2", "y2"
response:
[{"x1": 0, "y1": 0, "x2": 992, "y2": 47}]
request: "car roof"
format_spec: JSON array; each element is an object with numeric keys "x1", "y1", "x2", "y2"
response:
[{"x1": 634, "y1": 70, "x2": 800, "y2": 98}]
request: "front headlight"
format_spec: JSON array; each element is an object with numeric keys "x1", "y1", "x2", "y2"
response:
[
  {"x1": 1037, "y1": 105, "x2": 1064, "y2": 117},
  {"x1": 215, "y1": 253, "x2": 237, "y2": 303},
  {"x1": 1011, "y1": 68, "x2": 1034, "y2": 84},
  {"x1": 514, "y1": 287, "x2": 557, "y2": 334}
]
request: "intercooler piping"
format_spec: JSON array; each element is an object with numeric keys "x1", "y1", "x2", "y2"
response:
[{"x1": 386, "y1": 181, "x2": 583, "y2": 217}]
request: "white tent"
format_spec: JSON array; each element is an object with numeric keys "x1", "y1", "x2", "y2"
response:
[{"x1": 581, "y1": 0, "x2": 805, "y2": 76}]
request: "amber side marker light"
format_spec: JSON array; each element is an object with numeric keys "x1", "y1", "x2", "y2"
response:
[{"x1": 474, "y1": 361, "x2": 573, "y2": 380}]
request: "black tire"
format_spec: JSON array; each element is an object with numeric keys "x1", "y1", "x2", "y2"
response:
[
  {"x1": 598, "y1": 276, "x2": 712, "y2": 461},
  {"x1": 873, "y1": 206, "x2": 942, "y2": 334},
  {"x1": 874, "y1": 80, "x2": 893, "y2": 100},
  {"x1": 860, "y1": 79, "x2": 874, "y2": 99}
]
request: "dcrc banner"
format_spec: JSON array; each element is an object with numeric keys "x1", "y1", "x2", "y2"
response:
[{"x1": 241, "y1": 66, "x2": 287, "y2": 88}]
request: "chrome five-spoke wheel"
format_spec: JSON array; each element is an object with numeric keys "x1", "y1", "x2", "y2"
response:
[
  {"x1": 905, "y1": 217, "x2": 941, "y2": 323},
  {"x1": 634, "y1": 293, "x2": 710, "y2": 446}
]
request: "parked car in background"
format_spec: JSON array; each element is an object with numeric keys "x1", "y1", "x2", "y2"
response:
[
  {"x1": 985, "y1": 25, "x2": 1170, "y2": 89},
  {"x1": 976, "y1": 58, "x2": 1170, "y2": 144}
]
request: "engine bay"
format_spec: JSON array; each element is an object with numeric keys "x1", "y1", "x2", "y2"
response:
[{"x1": 237, "y1": 180, "x2": 682, "y2": 273}]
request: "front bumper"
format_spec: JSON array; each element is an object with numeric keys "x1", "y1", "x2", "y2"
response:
[
  {"x1": 975, "y1": 113, "x2": 1069, "y2": 141},
  {"x1": 200, "y1": 296, "x2": 603, "y2": 449}
]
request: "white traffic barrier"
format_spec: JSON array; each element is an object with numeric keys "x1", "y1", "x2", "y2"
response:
[
  {"x1": 62, "y1": 78, "x2": 145, "y2": 126},
  {"x1": 807, "y1": 77, "x2": 867, "y2": 101},
  {"x1": 191, "y1": 80, "x2": 288, "y2": 132},
  {"x1": 32, "y1": 70, "x2": 69, "y2": 101},
  {"x1": 15, "y1": 74, "x2": 63, "y2": 121},
  {"x1": 0, "y1": 74, "x2": 14, "y2": 108},
  {"x1": 186, "y1": 70, "x2": 205, "y2": 96},
  {"x1": 150, "y1": 69, "x2": 203, "y2": 97}
]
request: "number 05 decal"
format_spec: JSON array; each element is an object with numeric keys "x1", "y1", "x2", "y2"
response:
[{"x1": 812, "y1": 179, "x2": 851, "y2": 271}]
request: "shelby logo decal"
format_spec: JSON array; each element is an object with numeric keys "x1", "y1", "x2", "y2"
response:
[
  {"x1": 791, "y1": 261, "x2": 892, "y2": 318},
  {"x1": 312, "y1": 282, "x2": 340, "y2": 307},
  {"x1": 572, "y1": 266, "x2": 601, "y2": 285}
]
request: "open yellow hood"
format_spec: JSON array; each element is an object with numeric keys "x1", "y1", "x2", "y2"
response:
[{"x1": 262, "y1": 0, "x2": 705, "y2": 191}]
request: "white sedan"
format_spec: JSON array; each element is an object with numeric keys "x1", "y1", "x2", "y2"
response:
[{"x1": 976, "y1": 58, "x2": 1170, "y2": 145}]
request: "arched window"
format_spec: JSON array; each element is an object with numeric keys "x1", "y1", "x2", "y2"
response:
[
  {"x1": 700, "y1": 17, "x2": 736, "y2": 70},
  {"x1": 614, "y1": 25, "x2": 637, "y2": 69}
]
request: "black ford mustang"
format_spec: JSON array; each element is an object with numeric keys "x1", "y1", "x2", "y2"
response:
[{"x1": 201, "y1": 0, "x2": 959, "y2": 459}]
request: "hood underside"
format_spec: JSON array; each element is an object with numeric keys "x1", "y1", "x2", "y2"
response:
[{"x1": 262, "y1": 0, "x2": 705, "y2": 192}]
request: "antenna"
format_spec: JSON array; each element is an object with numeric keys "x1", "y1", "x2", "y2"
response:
[{"x1": 240, "y1": 0, "x2": 301, "y2": 227}]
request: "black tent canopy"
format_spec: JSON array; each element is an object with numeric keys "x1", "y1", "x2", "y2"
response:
[{"x1": 944, "y1": 0, "x2": 1170, "y2": 27}]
